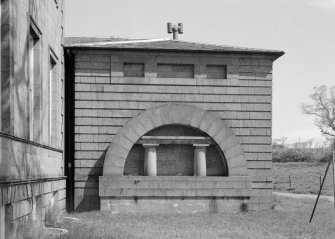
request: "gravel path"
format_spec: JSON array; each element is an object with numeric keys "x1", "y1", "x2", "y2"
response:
[{"x1": 274, "y1": 191, "x2": 334, "y2": 202}]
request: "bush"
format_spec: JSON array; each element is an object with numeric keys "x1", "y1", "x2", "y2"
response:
[
  {"x1": 45, "y1": 204, "x2": 62, "y2": 227},
  {"x1": 17, "y1": 217, "x2": 43, "y2": 239},
  {"x1": 272, "y1": 148, "x2": 332, "y2": 163}
]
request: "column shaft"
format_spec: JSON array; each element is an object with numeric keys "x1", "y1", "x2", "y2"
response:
[
  {"x1": 193, "y1": 144, "x2": 209, "y2": 176},
  {"x1": 143, "y1": 144, "x2": 159, "y2": 176}
]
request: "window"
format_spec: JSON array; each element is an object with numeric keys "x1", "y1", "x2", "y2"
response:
[
  {"x1": 206, "y1": 65, "x2": 227, "y2": 79},
  {"x1": 28, "y1": 18, "x2": 41, "y2": 141},
  {"x1": 1, "y1": 0, "x2": 10, "y2": 133},
  {"x1": 0, "y1": 0, "x2": 2, "y2": 133},
  {"x1": 49, "y1": 50, "x2": 57, "y2": 145},
  {"x1": 157, "y1": 64, "x2": 194, "y2": 78},
  {"x1": 123, "y1": 63, "x2": 144, "y2": 77},
  {"x1": 0, "y1": 204, "x2": 4, "y2": 239}
]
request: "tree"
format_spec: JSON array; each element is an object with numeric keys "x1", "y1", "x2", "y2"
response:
[
  {"x1": 301, "y1": 85, "x2": 335, "y2": 148},
  {"x1": 273, "y1": 137, "x2": 288, "y2": 146}
]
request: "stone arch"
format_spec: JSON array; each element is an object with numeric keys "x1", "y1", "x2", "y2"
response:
[{"x1": 103, "y1": 104, "x2": 248, "y2": 176}]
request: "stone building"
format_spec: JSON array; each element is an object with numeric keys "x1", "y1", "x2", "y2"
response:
[
  {"x1": 64, "y1": 37, "x2": 284, "y2": 213},
  {"x1": 0, "y1": 0, "x2": 65, "y2": 238},
  {"x1": 1, "y1": 0, "x2": 284, "y2": 234}
]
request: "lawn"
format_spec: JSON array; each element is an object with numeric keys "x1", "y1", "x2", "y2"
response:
[
  {"x1": 273, "y1": 162, "x2": 335, "y2": 196},
  {"x1": 34, "y1": 162, "x2": 335, "y2": 239},
  {"x1": 44, "y1": 195, "x2": 335, "y2": 239}
]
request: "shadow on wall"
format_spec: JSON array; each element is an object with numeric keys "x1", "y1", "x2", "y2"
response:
[
  {"x1": 75, "y1": 147, "x2": 107, "y2": 212},
  {"x1": 0, "y1": 0, "x2": 45, "y2": 181}
]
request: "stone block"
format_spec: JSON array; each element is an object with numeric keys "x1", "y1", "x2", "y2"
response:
[
  {"x1": 199, "y1": 113, "x2": 217, "y2": 133},
  {"x1": 127, "y1": 118, "x2": 148, "y2": 138},
  {"x1": 230, "y1": 165, "x2": 249, "y2": 176},
  {"x1": 108, "y1": 142, "x2": 129, "y2": 159},
  {"x1": 190, "y1": 109, "x2": 205, "y2": 128},
  {"x1": 159, "y1": 105, "x2": 172, "y2": 125},
  {"x1": 5, "y1": 200, "x2": 30, "y2": 221},
  {"x1": 137, "y1": 112, "x2": 154, "y2": 132},
  {"x1": 228, "y1": 155, "x2": 247, "y2": 169},
  {"x1": 195, "y1": 202, "x2": 208, "y2": 212},
  {"x1": 218, "y1": 136, "x2": 239, "y2": 152},
  {"x1": 206, "y1": 119, "x2": 224, "y2": 138},
  {"x1": 5, "y1": 220, "x2": 18, "y2": 239},
  {"x1": 102, "y1": 164, "x2": 123, "y2": 176},
  {"x1": 225, "y1": 144, "x2": 244, "y2": 160},
  {"x1": 169, "y1": 104, "x2": 184, "y2": 124},
  {"x1": 146, "y1": 107, "x2": 163, "y2": 128}
]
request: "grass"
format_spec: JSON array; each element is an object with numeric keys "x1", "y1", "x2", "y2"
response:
[
  {"x1": 38, "y1": 196, "x2": 335, "y2": 239},
  {"x1": 273, "y1": 162, "x2": 335, "y2": 196},
  {"x1": 31, "y1": 162, "x2": 335, "y2": 238}
]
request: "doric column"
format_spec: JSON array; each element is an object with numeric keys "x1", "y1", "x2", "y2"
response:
[
  {"x1": 143, "y1": 144, "x2": 159, "y2": 176},
  {"x1": 193, "y1": 144, "x2": 209, "y2": 176}
]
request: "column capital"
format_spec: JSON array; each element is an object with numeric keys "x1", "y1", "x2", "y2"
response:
[
  {"x1": 142, "y1": 143, "x2": 159, "y2": 148},
  {"x1": 193, "y1": 144, "x2": 209, "y2": 148}
]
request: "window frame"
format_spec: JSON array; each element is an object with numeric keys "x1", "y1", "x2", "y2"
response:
[
  {"x1": 48, "y1": 46, "x2": 58, "y2": 146},
  {"x1": 28, "y1": 17, "x2": 42, "y2": 141}
]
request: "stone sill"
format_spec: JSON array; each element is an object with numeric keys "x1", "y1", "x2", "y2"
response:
[
  {"x1": 0, "y1": 132, "x2": 62, "y2": 153},
  {"x1": 0, "y1": 176, "x2": 67, "y2": 187}
]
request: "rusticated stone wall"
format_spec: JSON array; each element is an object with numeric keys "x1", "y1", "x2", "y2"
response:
[
  {"x1": 0, "y1": 0, "x2": 65, "y2": 238},
  {"x1": 72, "y1": 49, "x2": 276, "y2": 211}
]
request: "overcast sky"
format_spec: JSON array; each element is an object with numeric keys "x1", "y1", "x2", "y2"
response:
[{"x1": 65, "y1": 0, "x2": 335, "y2": 144}]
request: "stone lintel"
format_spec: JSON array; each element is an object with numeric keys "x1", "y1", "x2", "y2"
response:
[
  {"x1": 193, "y1": 144, "x2": 210, "y2": 148},
  {"x1": 137, "y1": 136, "x2": 214, "y2": 145},
  {"x1": 142, "y1": 143, "x2": 159, "y2": 148}
]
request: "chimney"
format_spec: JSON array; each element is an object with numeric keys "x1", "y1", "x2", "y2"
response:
[{"x1": 167, "y1": 22, "x2": 183, "y2": 40}]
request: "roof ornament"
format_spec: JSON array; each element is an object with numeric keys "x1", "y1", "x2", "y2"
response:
[{"x1": 167, "y1": 23, "x2": 183, "y2": 40}]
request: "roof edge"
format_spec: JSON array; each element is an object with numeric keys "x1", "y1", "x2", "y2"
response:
[{"x1": 64, "y1": 45, "x2": 285, "y2": 58}]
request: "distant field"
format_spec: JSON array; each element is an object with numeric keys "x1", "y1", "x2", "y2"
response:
[
  {"x1": 43, "y1": 196, "x2": 335, "y2": 239},
  {"x1": 273, "y1": 162, "x2": 335, "y2": 196}
]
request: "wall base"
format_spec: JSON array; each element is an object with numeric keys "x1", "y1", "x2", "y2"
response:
[
  {"x1": 101, "y1": 197, "x2": 250, "y2": 213},
  {"x1": 0, "y1": 178, "x2": 66, "y2": 239}
]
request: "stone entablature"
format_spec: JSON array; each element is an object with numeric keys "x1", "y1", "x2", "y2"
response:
[{"x1": 137, "y1": 136, "x2": 214, "y2": 145}]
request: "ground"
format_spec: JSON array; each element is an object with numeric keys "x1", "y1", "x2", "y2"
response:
[
  {"x1": 273, "y1": 162, "x2": 334, "y2": 196},
  {"x1": 36, "y1": 162, "x2": 335, "y2": 239},
  {"x1": 45, "y1": 195, "x2": 335, "y2": 239}
]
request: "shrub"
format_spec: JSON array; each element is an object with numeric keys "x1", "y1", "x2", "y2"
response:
[
  {"x1": 45, "y1": 204, "x2": 62, "y2": 227},
  {"x1": 240, "y1": 202, "x2": 249, "y2": 213},
  {"x1": 272, "y1": 148, "x2": 332, "y2": 163},
  {"x1": 17, "y1": 216, "x2": 43, "y2": 239}
]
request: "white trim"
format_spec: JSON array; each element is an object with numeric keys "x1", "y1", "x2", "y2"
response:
[
  {"x1": 71, "y1": 38, "x2": 170, "y2": 47},
  {"x1": 49, "y1": 53, "x2": 57, "y2": 146},
  {"x1": 29, "y1": 31, "x2": 34, "y2": 141}
]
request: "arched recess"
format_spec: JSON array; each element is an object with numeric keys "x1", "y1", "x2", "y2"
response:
[
  {"x1": 124, "y1": 124, "x2": 229, "y2": 176},
  {"x1": 103, "y1": 104, "x2": 248, "y2": 176}
]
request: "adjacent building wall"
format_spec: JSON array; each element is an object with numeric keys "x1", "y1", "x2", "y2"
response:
[
  {"x1": 71, "y1": 49, "x2": 275, "y2": 211},
  {"x1": 0, "y1": 0, "x2": 65, "y2": 238}
]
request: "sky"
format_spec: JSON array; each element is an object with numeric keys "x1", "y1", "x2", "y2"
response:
[{"x1": 65, "y1": 0, "x2": 335, "y2": 144}]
